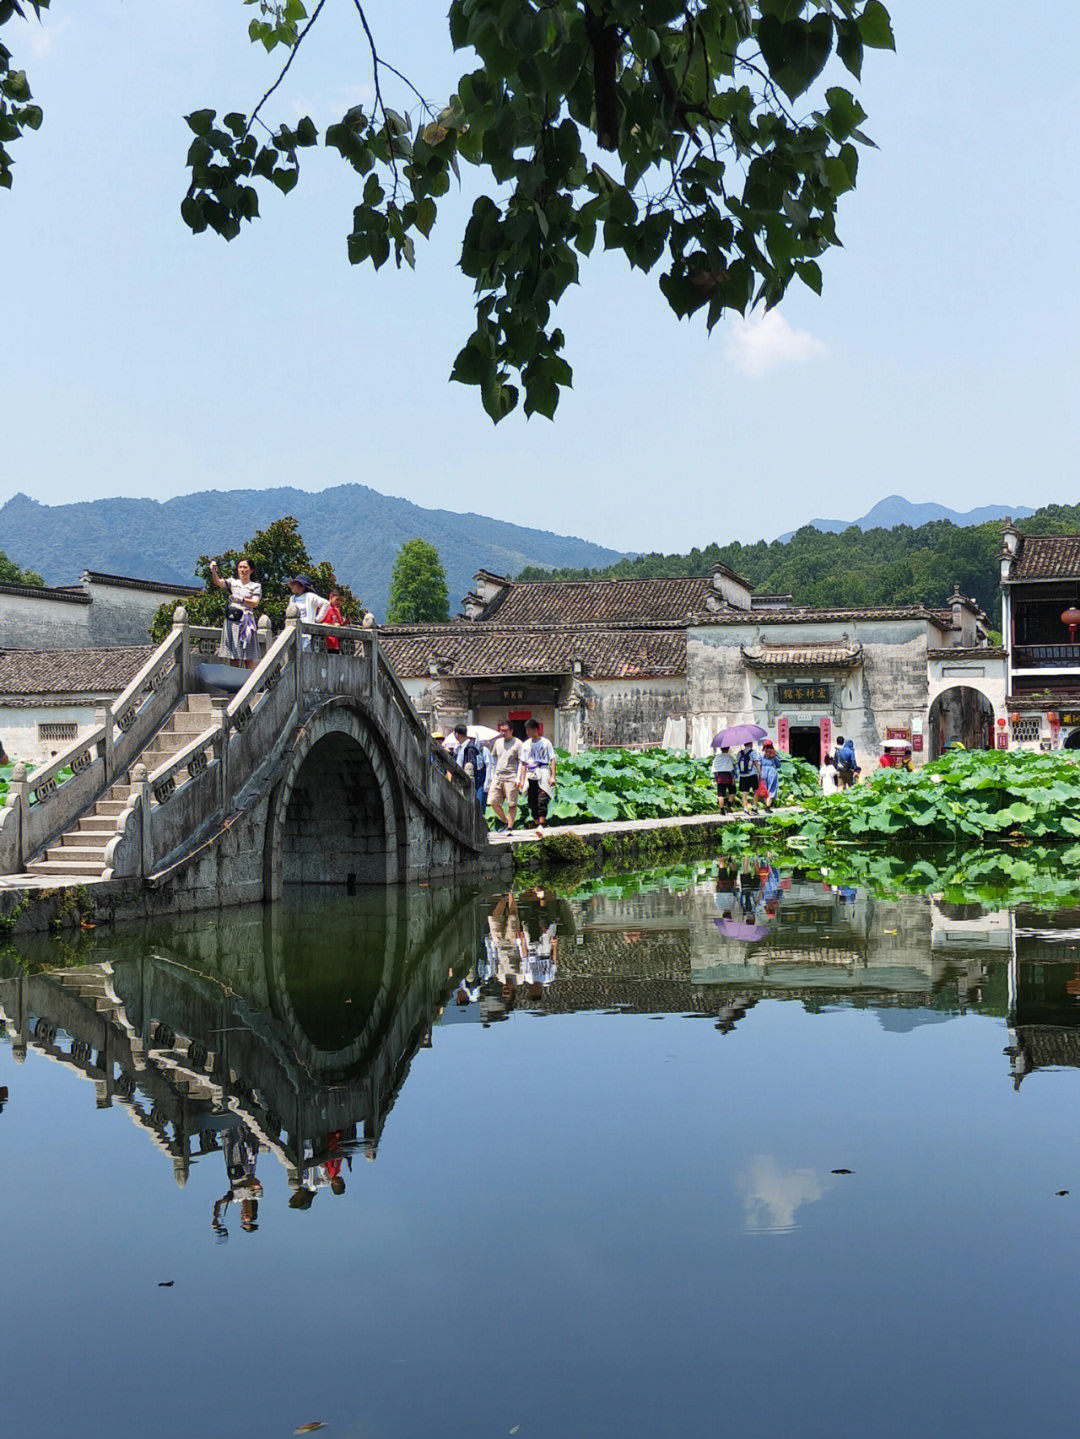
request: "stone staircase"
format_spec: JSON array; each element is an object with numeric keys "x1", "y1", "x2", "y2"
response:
[{"x1": 25, "y1": 695, "x2": 226, "y2": 880}]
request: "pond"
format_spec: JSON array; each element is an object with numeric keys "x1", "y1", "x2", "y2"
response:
[{"x1": 3, "y1": 862, "x2": 1080, "y2": 1439}]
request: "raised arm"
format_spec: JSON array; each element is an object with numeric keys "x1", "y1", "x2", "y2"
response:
[{"x1": 209, "y1": 560, "x2": 227, "y2": 591}]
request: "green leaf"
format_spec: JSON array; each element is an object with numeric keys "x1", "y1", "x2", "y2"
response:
[
  {"x1": 186, "y1": 109, "x2": 215, "y2": 138},
  {"x1": 858, "y1": 2, "x2": 895, "y2": 50},
  {"x1": 757, "y1": 14, "x2": 834, "y2": 101}
]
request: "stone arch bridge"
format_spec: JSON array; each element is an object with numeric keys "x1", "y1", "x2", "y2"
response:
[{"x1": 0, "y1": 609, "x2": 487, "y2": 911}]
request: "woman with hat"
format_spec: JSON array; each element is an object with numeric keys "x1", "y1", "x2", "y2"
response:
[{"x1": 287, "y1": 574, "x2": 329, "y2": 651}]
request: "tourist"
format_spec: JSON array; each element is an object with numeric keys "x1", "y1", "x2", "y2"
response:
[
  {"x1": 210, "y1": 556, "x2": 262, "y2": 670},
  {"x1": 712, "y1": 745, "x2": 736, "y2": 810},
  {"x1": 449, "y1": 723, "x2": 488, "y2": 813},
  {"x1": 287, "y1": 574, "x2": 329, "y2": 651},
  {"x1": 759, "y1": 739, "x2": 782, "y2": 810},
  {"x1": 736, "y1": 741, "x2": 760, "y2": 811},
  {"x1": 488, "y1": 720, "x2": 524, "y2": 831},
  {"x1": 519, "y1": 717, "x2": 556, "y2": 833},
  {"x1": 819, "y1": 753, "x2": 840, "y2": 795},
  {"x1": 834, "y1": 735, "x2": 861, "y2": 788},
  {"x1": 321, "y1": 589, "x2": 344, "y2": 652}
]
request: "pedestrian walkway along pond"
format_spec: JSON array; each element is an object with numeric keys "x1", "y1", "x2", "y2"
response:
[{"x1": 3, "y1": 862, "x2": 1080, "y2": 1439}]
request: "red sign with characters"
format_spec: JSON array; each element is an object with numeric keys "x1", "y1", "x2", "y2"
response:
[
  {"x1": 912, "y1": 734, "x2": 923, "y2": 752},
  {"x1": 776, "y1": 716, "x2": 790, "y2": 753},
  {"x1": 996, "y1": 731, "x2": 1009, "y2": 750},
  {"x1": 818, "y1": 715, "x2": 832, "y2": 763}
]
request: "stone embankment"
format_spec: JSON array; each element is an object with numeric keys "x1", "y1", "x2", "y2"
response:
[{"x1": 486, "y1": 807, "x2": 784, "y2": 872}]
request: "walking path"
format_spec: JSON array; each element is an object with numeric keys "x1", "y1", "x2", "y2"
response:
[{"x1": 485, "y1": 806, "x2": 796, "y2": 848}]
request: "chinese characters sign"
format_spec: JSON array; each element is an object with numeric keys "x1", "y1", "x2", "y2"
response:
[{"x1": 777, "y1": 682, "x2": 832, "y2": 706}]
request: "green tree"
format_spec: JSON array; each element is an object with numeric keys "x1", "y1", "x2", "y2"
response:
[
  {"x1": 0, "y1": 547, "x2": 43, "y2": 586},
  {"x1": 386, "y1": 539, "x2": 449, "y2": 624},
  {"x1": 3, "y1": 1, "x2": 893, "y2": 420},
  {"x1": 149, "y1": 515, "x2": 359, "y2": 640}
]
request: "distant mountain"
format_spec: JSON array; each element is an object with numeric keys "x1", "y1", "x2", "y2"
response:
[
  {"x1": 778, "y1": 495, "x2": 1036, "y2": 541},
  {"x1": 0, "y1": 486, "x2": 624, "y2": 619}
]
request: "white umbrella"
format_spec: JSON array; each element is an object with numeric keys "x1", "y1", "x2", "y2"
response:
[{"x1": 467, "y1": 724, "x2": 498, "y2": 743}]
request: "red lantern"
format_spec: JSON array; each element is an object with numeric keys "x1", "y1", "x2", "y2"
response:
[
  {"x1": 1062, "y1": 607, "x2": 1080, "y2": 642},
  {"x1": 1048, "y1": 711, "x2": 1060, "y2": 727},
  {"x1": 1010, "y1": 712, "x2": 1021, "y2": 726},
  {"x1": 996, "y1": 717, "x2": 1007, "y2": 728}
]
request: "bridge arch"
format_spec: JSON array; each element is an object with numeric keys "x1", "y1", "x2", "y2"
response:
[{"x1": 265, "y1": 699, "x2": 408, "y2": 900}]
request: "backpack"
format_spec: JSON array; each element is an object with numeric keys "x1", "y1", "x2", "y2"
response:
[{"x1": 736, "y1": 748, "x2": 756, "y2": 778}]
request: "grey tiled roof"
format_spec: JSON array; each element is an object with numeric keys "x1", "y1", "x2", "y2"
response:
[
  {"x1": 379, "y1": 627, "x2": 686, "y2": 680},
  {"x1": 0, "y1": 646, "x2": 153, "y2": 696},
  {"x1": 741, "y1": 642, "x2": 863, "y2": 669},
  {"x1": 1010, "y1": 534, "x2": 1080, "y2": 581},
  {"x1": 479, "y1": 575, "x2": 716, "y2": 625},
  {"x1": 82, "y1": 570, "x2": 197, "y2": 595},
  {"x1": 0, "y1": 582, "x2": 90, "y2": 605}
]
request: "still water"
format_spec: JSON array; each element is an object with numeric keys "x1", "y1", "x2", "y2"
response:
[{"x1": 4, "y1": 862, "x2": 1080, "y2": 1439}]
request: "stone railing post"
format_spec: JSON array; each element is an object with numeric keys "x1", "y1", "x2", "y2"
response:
[
  {"x1": 368, "y1": 628, "x2": 379, "y2": 701},
  {"x1": 173, "y1": 605, "x2": 191, "y2": 692},
  {"x1": 286, "y1": 600, "x2": 302, "y2": 710},
  {"x1": 102, "y1": 704, "x2": 115, "y2": 784},
  {"x1": 131, "y1": 764, "x2": 151, "y2": 876},
  {"x1": 6, "y1": 762, "x2": 28, "y2": 872},
  {"x1": 257, "y1": 613, "x2": 272, "y2": 661}
]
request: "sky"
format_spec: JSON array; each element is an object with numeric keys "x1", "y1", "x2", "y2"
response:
[{"x1": 3, "y1": 2, "x2": 1079, "y2": 557}]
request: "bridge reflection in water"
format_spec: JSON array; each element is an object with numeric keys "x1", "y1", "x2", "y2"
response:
[{"x1": 4, "y1": 866, "x2": 1080, "y2": 1194}]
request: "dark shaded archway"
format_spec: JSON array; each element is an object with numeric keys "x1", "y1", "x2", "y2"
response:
[
  {"x1": 1064, "y1": 729, "x2": 1080, "y2": 750},
  {"x1": 928, "y1": 686, "x2": 995, "y2": 760},
  {"x1": 281, "y1": 731, "x2": 393, "y2": 887}
]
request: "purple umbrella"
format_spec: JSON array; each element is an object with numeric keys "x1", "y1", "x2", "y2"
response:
[
  {"x1": 715, "y1": 917, "x2": 771, "y2": 940},
  {"x1": 712, "y1": 723, "x2": 768, "y2": 750}
]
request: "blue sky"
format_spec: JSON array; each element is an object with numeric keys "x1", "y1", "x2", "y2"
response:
[{"x1": 4, "y1": 2, "x2": 1078, "y2": 555}]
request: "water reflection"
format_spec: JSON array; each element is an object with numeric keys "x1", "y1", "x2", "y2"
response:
[
  {"x1": 5, "y1": 867, "x2": 1080, "y2": 1203},
  {"x1": 738, "y1": 1154, "x2": 836, "y2": 1234}
]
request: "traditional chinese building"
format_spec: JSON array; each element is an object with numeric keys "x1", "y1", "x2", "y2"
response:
[
  {"x1": 381, "y1": 565, "x2": 994, "y2": 764},
  {"x1": 999, "y1": 523, "x2": 1080, "y2": 749}
]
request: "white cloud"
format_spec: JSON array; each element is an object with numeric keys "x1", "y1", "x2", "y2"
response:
[
  {"x1": 24, "y1": 14, "x2": 71, "y2": 61},
  {"x1": 738, "y1": 1153, "x2": 835, "y2": 1233},
  {"x1": 725, "y1": 308, "x2": 828, "y2": 379}
]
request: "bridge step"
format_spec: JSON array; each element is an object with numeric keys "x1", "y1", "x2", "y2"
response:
[
  {"x1": 59, "y1": 832, "x2": 114, "y2": 849},
  {"x1": 26, "y1": 857, "x2": 110, "y2": 876},
  {"x1": 77, "y1": 815, "x2": 120, "y2": 833}
]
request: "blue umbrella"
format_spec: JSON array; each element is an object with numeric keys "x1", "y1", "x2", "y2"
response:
[{"x1": 712, "y1": 723, "x2": 768, "y2": 750}]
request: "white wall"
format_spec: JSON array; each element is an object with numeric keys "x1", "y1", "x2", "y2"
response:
[
  {"x1": 0, "y1": 702, "x2": 102, "y2": 766},
  {"x1": 0, "y1": 590, "x2": 91, "y2": 649}
]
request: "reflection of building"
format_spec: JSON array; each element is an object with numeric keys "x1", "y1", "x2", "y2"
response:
[
  {"x1": 1000, "y1": 524, "x2": 1080, "y2": 750},
  {"x1": 1005, "y1": 910, "x2": 1080, "y2": 1087}
]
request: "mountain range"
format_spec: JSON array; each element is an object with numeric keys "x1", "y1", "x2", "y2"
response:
[
  {"x1": 779, "y1": 495, "x2": 1036, "y2": 541},
  {"x1": 0, "y1": 487, "x2": 623, "y2": 619}
]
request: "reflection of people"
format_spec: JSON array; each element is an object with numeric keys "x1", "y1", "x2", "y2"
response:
[
  {"x1": 210, "y1": 557, "x2": 262, "y2": 670},
  {"x1": 212, "y1": 1124, "x2": 262, "y2": 1238}
]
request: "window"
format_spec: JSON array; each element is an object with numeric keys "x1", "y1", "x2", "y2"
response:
[
  {"x1": 1011, "y1": 717, "x2": 1040, "y2": 744},
  {"x1": 38, "y1": 721, "x2": 78, "y2": 743}
]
